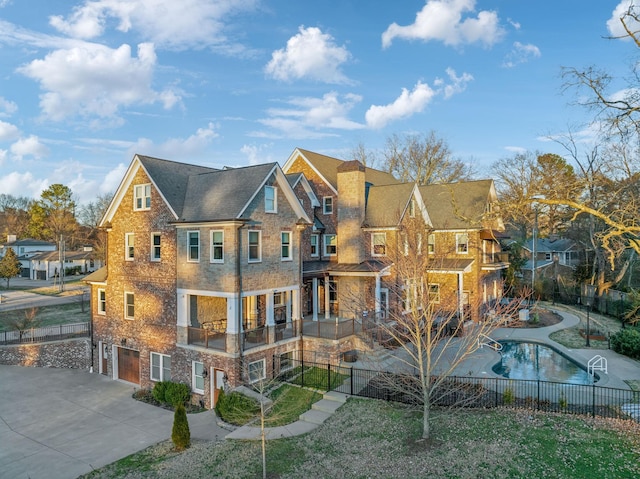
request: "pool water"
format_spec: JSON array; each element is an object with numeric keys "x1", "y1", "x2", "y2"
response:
[{"x1": 492, "y1": 341, "x2": 594, "y2": 385}]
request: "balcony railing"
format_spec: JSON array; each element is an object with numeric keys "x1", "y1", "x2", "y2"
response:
[
  {"x1": 482, "y1": 252, "x2": 509, "y2": 265},
  {"x1": 187, "y1": 322, "x2": 300, "y2": 352},
  {"x1": 187, "y1": 327, "x2": 226, "y2": 351}
]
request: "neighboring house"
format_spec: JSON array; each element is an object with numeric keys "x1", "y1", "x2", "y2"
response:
[
  {"x1": 0, "y1": 236, "x2": 57, "y2": 277},
  {"x1": 520, "y1": 236, "x2": 582, "y2": 282},
  {"x1": 283, "y1": 148, "x2": 509, "y2": 323},
  {"x1": 30, "y1": 246, "x2": 103, "y2": 280},
  {"x1": 85, "y1": 155, "x2": 311, "y2": 408}
]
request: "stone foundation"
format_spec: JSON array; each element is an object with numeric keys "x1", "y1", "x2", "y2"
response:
[{"x1": 0, "y1": 338, "x2": 91, "y2": 369}]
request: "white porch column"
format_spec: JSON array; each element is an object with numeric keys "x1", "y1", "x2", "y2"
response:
[
  {"x1": 458, "y1": 273, "x2": 464, "y2": 321},
  {"x1": 324, "y1": 275, "x2": 331, "y2": 320},
  {"x1": 291, "y1": 288, "x2": 299, "y2": 322},
  {"x1": 312, "y1": 277, "x2": 319, "y2": 321},
  {"x1": 374, "y1": 273, "x2": 381, "y2": 317},
  {"x1": 266, "y1": 293, "x2": 275, "y2": 327},
  {"x1": 227, "y1": 294, "x2": 240, "y2": 333},
  {"x1": 176, "y1": 292, "x2": 189, "y2": 327}
]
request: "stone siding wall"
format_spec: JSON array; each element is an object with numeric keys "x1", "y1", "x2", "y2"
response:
[{"x1": 0, "y1": 339, "x2": 90, "y2": 368}]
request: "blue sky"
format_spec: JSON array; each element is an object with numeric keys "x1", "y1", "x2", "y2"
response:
[{"x1": 0, "y1": 0, "x2": 635, "y2": 204}]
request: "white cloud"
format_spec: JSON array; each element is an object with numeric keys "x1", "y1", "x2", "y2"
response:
[
  {"x1": 434, "y1": 68, "x2": 474, "y2": 98},
  {"x1": 504, "y1": 146, "x2": 527, "y2": 154},
  {"x1": 607, "y1": 1, "x2": 640, "y2": 39},
  {"x1": 17, "y1": 42, "x2": 181, "y2": 122},
  {"x1": 10, "y1": 135, "x2": 49, "y2": 161},
  {"x1": 0, "y1": 97, "x2": 18, "y2": 117},
  {"x1": 0, "y1": 171, "x2": 49, "y2": 199},
  {"x1": 502, "y1": 41, "x2": 541, "y2": 68},
  {"x1": 49, "y1": 0, "x2": 258, "y2": 51},
  {"x1": 256, "y1": 92, "x2": 363, "y2": 139},
  {"x1": 0, "y1": 120, "x2": 20, "y2": 141},
  {"x1": 382, "y1": 0, "x2": 505, "y2": 48},
  {"x1": 102, "y1": 163, "x2": 128, "y2": 195},
  {"x1": 125, "y1": 122, "x2": 219, "y2": 159},
  {"x1": 240, "y1": 144, "x2": 275, "y2": 165},
  {"x1": 265, "y1": 26, "x2": 351, "y2": 84},
  {"x1": 366, "y1": 82, "x2": 435, "y2": 129}
]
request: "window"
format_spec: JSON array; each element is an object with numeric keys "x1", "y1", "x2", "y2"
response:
[
  {"x1": 401, "y1": 233, "x2": 409, "y2": 256},
  {"x1": 192, "y1": 361, "x2": 205, "y2": 394},
  {"x1": 188, "y1": 231, "x2": 200, "y2": 262},
  {"x1": 372, "y1": 233, "x2": 386, "y2": 256},
  {"x1": 323, "y1": 196, "x2": 333, "y2": 215},
  {"x1": 427, "y1": 234, "x2": 435, "y2": 254},
  {"x1": 324, "y1": 234, "x2": 337, "y2": 256},
  {"x1": 151, "y1": 233, "x2": 161, "y2": 261},
  {"x1": 134, "y1": 184, "x2": 151, "y2": 210},
  {"x1": 274, "y1": 292, "x2": 284, "y2": 306},
  {"x1": 125, "y1": 233, "x2": 135, "y2": 260},
  {"x1": 456, "y1": 233, "x2": 469, "y2": 254},
  {"x1": 248, "y1": 359, "x2": 266, "y2": 383},
  {"x1": 281, "y1": 231, "x2": 291, "y2": 260},
  {"x1": 248, "y1": 230, "x2": 261, "y2": 262},
  {"x1": 409, "y1": 199, "x2": 416, "y2": 217},
  {"x1": 210, "y1": 230, "x2": 224, "y2": 263},
  {"x1": 265, "y1": 186, "x2": 277, "y2": 213},
  {"x1": 328, "y1": 280, "x2": 337, "y2": 303},
  {"x1": 97, "y1": 289, "x2": 106, "y2": 315},
  {"x1": 417, "y1": 233, "x2": 423, "y2": 255},
  {"x1": 428, "y1": 284, "x2": 441, "y2": 303},
  {"x1": 150, "y1": 352, "x2": 171, "y2": 382},
  {"x1": 124, "y1": 292, "x2": 135, "y2": 320},
  {"x1": 310, "y1": 234, "x2": 319, "y2": 257}
]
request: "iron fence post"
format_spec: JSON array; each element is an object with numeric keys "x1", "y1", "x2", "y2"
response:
[
  {"x1": 327, "y1": 362, "x2": 331, "y2": 391},
  {"x1": 592, "y1": 383, "x2": 596, "y2": 418},
  {"x1": 537, "y1": 379, "x2": 540, "y2": 410}
]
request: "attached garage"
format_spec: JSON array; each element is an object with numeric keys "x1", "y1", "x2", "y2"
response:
[{"x1": 117, "y1": 347, "x2": 140, "y2": 384}]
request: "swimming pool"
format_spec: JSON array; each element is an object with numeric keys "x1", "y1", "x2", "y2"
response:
[{"x1": 492, "y1": 341, "x2": 595, "y2": 385}]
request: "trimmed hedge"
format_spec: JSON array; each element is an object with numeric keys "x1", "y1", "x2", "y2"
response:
[
  {"x1": 152, "y1": 381, "x2": 191, "y2": 407},
  {"x1": 610, "y1": 327, "x2": 640, "y2": 360}
]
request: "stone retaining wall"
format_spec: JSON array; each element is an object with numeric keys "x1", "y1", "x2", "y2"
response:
[{"x1": 0, "y1": 338, "x2": 91, "y2": 369}]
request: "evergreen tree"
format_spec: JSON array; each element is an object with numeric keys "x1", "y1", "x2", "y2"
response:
[
  {"x1": 0, "y1": 247, "x2": 21, "y2": 288},
  {"x1": 171, "y1": 403, "x2": 190, "y2": 451}
]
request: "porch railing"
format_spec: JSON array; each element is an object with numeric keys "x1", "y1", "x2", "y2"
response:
[{"x1": 187, "y1": 327, "x2": 226, "y2": 351}]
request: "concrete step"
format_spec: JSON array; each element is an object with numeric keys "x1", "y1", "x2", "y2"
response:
[
  {"x1": 323, "y1": 390, "x2": 348, "y2": 403},
  {"x1": 299, "y1": 408, "x2": 331, "y2": 425},
  {"x1": 312, "y1": 398, "x2": 343, "y2": 414}
]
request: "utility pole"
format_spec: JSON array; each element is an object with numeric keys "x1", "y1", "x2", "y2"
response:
[{"x1": 59, "y1": 235, "x2": 65, "y2": 293}]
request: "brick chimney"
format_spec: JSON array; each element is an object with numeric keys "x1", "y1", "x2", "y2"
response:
[{"x1": 337, "y1": 160, "x2": 366, "y2": 264}]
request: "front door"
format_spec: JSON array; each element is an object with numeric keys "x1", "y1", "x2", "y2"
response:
[
  {"x1": 211, "y1": 368, "x2": 225, "y2": 406},
  {"x1": 117, "y1": 347, "x2": 140, "y2": 384},
  {"x1": 101, "y1": 342, "x2": 108, "y2": 375}
]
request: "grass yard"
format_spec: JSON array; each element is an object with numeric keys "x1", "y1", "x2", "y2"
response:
[
  {"x1": 81, "y1": 398, "x2": 640, "y2": 479},
  {"x1": 0, "y1": 302, "x2": 89, "y2": 332}
]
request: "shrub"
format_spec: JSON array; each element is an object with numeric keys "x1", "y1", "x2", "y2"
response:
[
  {"x1": 215, "y1": 389, "x2": 260, "y2": 425},
  {"x1": 611, "y1": 328, "x2": 640, "y2": 359},
  {"x1": 503, "y1": 388, "x2": 514, "y2": 405},
  {"x1": 171, "y1": 404, "x2": 190, "y2": 451},
  {"x1": 152, "y1": 381, "x2": 191, "y2": 407}
]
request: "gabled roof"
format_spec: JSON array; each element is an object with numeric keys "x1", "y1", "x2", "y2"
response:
[
  {"x1": 102, "y1": 155, "x2": 311, "y2": 226},
  {"x1": 364, "y1": 183, "x2": 420, "y2": 228},
  {"x1": 30, "y1": 250, "x2": 98, "y2": 261},
  {"x1": 1, "y1": 238, "x2": 56, "y2": 248},
  {"x1": 84, "y1": 266, "x2": 107, "y2": 283},
  {"x1": 286, "y1": 172, "x2": 320, "y2": 207},
  {"x1": 522, "y1": 237, "x2": 578, "y2": 253},
  {"x1": 283, "y1": 148, "x2": 398, "y2": 194},
  {"x1": 419, "y1": 179, "x2": 499, "y2": 230}
]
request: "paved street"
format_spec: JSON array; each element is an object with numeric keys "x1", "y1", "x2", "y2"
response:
[{"x1": 0, "y1": 277, "x2": 88, "y2": 312}]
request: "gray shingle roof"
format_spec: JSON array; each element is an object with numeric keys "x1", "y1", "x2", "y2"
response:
[
  {"x1": 419, "y1": 180, "x2": 494, "y2": 230},
  {"x1": 364, "y1": 183, "x2": 415, "y2": 227}
]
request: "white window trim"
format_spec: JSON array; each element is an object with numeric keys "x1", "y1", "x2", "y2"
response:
[
  {"x1": 274, "y1": 291, "x2": 284, "y2": 307},
  {"x1": 281, "y1": 231, "x2": 292, "y2": 261},
  {"x1": 133, "y1": 183, "x2": 151, "y2": 211},
  {"x1": 150, "y1": 352, "x2": 171, "y2": 382},
  {"x1": 192, "y1": 361, "x2": 205, "y2": 394},
  {"x1": 151, "y1": 232, "x2": 161, "y2": 262},
  {"x1": 248, "y1": 359, "x2": 266, "y2": 383},
  {"x1": 428, "y1": 284, "x2": 441, "y2": 304},
  {"x1": 97, "y1": 288, "x2": 106, "y2": 315},
  {"x1": 323, "y1": 196, "x2": 333, "y2": 215},
  {"x1": 428, "y1": 233, "x2": 435, "y2": 254},
  {"x1": 310, "y1": 234, "x2": 319, "y2": 257},
  {"x1": 265, "y1": 185, "x2": 277, "y2": 213},
  {"x1": 323, "y1": 234, "x2": 337, "y2": 256},
  {"x1": 210, "y1": 230, "x2": 224, "y2": 264},
  {"x1": 248, "y1": 230, "x2": 262, "y2": 263},
  {"x1": 125, "y1": 233, "x2": 135, "y2": 261},
  {"x1": 372, "y1": 232, "x2": 387, "y2": 257},
  {"x1": 187, "y1": 231, "x2": 200, "y2": 262},
  {"x1": 124, "y1": 292, "x2": 134, "y2": 320}
]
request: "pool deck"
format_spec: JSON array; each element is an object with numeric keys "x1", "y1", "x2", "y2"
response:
[{"x1": 467, "y1": 304, "x2": 640, "y2": 390}]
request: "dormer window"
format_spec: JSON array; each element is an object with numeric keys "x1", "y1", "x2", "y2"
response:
[
  {"x1": 265, "y1": 186, "x2": 277, "y2": 213},
  {"x1": 134, "y1": 184, "x2": 151, "y2": 211}
]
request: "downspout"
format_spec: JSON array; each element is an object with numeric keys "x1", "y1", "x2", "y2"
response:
[{"x1": 236, "y1": 223, "x2": 244, "y2": 382}]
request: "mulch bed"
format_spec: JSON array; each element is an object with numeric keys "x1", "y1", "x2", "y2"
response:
[{"x1": 507, "y1": 308, "x2": 563, "y2": 329}]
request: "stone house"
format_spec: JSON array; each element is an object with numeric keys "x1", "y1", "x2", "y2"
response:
[
  {"x1": 85, "y1": 155, "x2": 311, "y2": 408},
  {"x1": 283, "y1": 148, "x2": 509, "y2": 324}
]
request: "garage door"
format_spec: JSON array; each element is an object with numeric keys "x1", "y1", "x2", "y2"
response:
[{"x1": 117, "y1": 347, "x2": 140, "y2": 384}]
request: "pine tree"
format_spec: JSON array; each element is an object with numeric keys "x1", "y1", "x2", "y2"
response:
[{"x1": 171, "y1": 403, "x2": 190, "y2": 451}]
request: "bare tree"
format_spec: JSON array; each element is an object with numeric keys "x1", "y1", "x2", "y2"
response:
[
  {"x1": 358, "y1": 217, "x2": 524, "y2": 440},
  {"x1": 8, "y1": 307, "x2": 40, "y2": 340},
  {"x1": 382, "y1": 131, "x2": 476, "y2": 184}
]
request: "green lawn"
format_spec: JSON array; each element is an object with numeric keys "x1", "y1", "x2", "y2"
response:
[
  {"x1": 81, "y1": 399, "x2": 640, "y2": 479},
  {"x1": 0, "y1": 302, "x2": 89, "y2": 332}
]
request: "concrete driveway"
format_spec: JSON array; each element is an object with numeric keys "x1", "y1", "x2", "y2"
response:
[{"x1": 0, "y1": 366, "x2": 224, "y2": 479}]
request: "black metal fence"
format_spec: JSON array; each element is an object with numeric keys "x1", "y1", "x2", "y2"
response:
[
  {"x1": 0, "y1": 322, "x2": 90, "y2": 345},
  {"x1": 274, "y1": 357, "x2": 640, "y2": 422}
]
